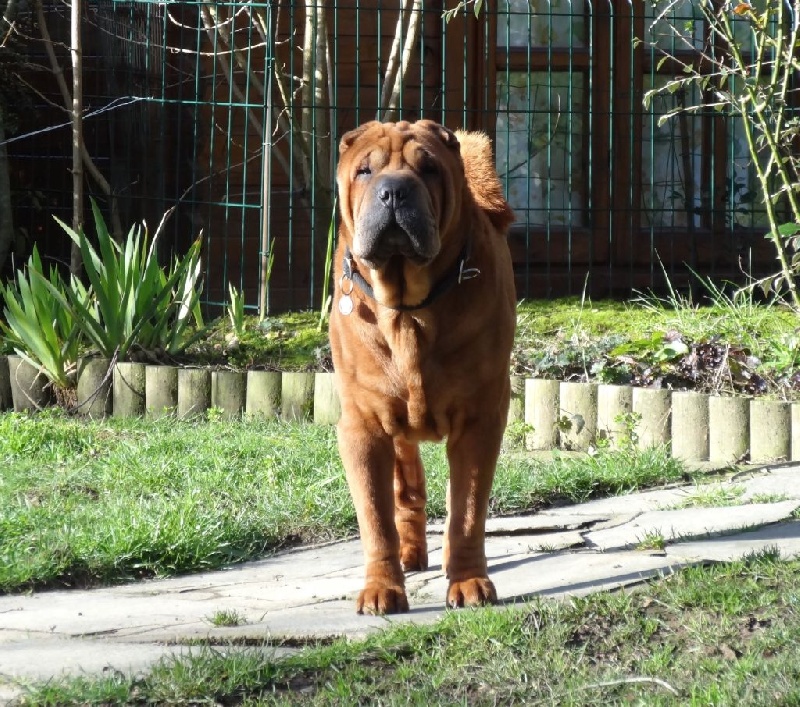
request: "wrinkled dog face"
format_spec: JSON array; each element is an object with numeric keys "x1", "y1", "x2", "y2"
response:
[{"x1": 337, "y1": 120, "x2": 464, "y2": 271}]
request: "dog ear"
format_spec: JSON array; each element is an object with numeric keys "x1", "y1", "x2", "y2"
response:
[
  {"x1": 456, "y1": 130, "x2": 516, "y2": 233},
  {"x1": 421, "y1": 121, "x2": 460, "y2": 151},
  {"x1": 339, "y1": 122, "x2": 381, "y2": 155},
  {"x1": 437, "y1": 125, "x2": 460, "y2": 151}
]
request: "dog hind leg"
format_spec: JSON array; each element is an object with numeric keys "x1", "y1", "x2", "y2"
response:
[{"x1": 393, "y1": 439, "x2": 428, "y2": 572}]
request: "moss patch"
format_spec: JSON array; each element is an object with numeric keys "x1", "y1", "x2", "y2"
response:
[{"x1": 182, "y1": 312, "x2": 330, "y2": 371}]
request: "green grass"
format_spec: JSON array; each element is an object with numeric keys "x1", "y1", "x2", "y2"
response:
[
  {"x1": 206, "y1": 608, "x2": 247, "y2": 628},
  {"x1": 636, "y1": 530, "x2": 667, "y2": 552},
  {"x1": 0, "y1": 411, "x2": 352, "y2": 592},
  {"x1": 750, "y1": 492, "x2": 791, "y2": 505},
  {"x1": 667, "y1": 485, "x2": 794, "y2": 510},
  {"x1": 0, "y1": 411, "x2": 693, "y2": 594},
  {"x1": 20, "y1": 551, "x2": 800, "y2": 706},
  {"x1": 670, "y1": 484, "x2": 747, "y2": 509}
]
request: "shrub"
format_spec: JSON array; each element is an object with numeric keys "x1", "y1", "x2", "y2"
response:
[
  {"x1": 0, "y1": 247, "x2": 85, "y2": 389},
  {"x1": 48, "y1": 200, "x2": 205, "y2": 361}
]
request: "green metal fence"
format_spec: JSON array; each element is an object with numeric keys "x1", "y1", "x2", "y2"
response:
[{"x1": 7, "y1": 0, "x2": 791, "y2": 313}]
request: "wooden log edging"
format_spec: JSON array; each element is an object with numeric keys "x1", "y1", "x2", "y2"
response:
[
  {"x1": 7, "y1": 354, "x2": 52, "y2": 411},
  {"x1": 145, "y1": 365, "x2": 178, "y2": 418},
  {"x1": 671, "y1": 391, "x2": 710, "y2": 462},
  {"x1": 559, "y1": 382, "x2": 598, "y2": 451},
  {"x1": 76, "y1": 357, "x2": 113, "y2": 419},
  {"x1": 597, "y1": 384, "x2": 632, "y2": 451},
  {"x1": 212, "y1": 370, "x2": 246, "y2": 419},
  {"x1": 113, "y1": 362, "x2": 145, "y2": 417},
  {"x1": 178, "y1": 368, "x2": 211, "y2": 419},
  {"x1": 63, "y1": 367, "x2": 800, "y2": 463}
]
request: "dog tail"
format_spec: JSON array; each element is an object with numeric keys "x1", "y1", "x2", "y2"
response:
[{"x1": 455, "y1": 131, "x2": 516, "y2": 234}]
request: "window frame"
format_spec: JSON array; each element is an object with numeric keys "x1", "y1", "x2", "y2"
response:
[{"x1": 443, "y1": 1, "x2": 779, "y2": 295}]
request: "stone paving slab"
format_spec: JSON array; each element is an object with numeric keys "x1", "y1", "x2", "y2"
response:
[
  {"x1": 737, "y1": 466, "x2": 800, "y2": 501},
  {"x1": 0, "y1": 638, "x2": 196, "y2": 682},
  {"x1": 584, "y1": 500, "x2": 800, "y2": 551},
  {"x1": 539, "y1": 486, "x2": 704, "y2": 517},
  {"x1": 2, "y1": 465, "x2": 800, "y2": 702},
  {"x1": 428, "y1": 513, "x2": 635, "y2": 535},
  {"x1": 667, "y1": 520, "x2": 800, "y2": 563}
]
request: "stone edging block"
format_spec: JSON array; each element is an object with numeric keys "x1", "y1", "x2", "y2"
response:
[{"x1": 671, "y1": 391, "x2": 710, "y2": 462}]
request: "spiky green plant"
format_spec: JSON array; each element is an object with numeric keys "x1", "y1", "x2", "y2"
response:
[
  {"x1": 0, "y1": 247, "x2": 85, "y2": 388},
  {"x1": 44, "y1": 200, "x2": 205, "y2": 361}
]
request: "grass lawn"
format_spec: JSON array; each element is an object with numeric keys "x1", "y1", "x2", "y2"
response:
[
  {"x1": 0, "y1": 411, "x2": 694, "y2": 594},
  {"x1": 20, "y1": 552, "x2": 800, "y2": 705}
]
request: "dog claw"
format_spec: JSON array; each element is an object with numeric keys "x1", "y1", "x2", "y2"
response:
[
  {"x1": 400, "y1": 547, "x2": 428, "y2": 572},
  {"x1": 356, "y1": 584, "x2": 410, "y2": 615},
  {"x1": 446, "y1": 577, "x2": 497, "y2": 609}
]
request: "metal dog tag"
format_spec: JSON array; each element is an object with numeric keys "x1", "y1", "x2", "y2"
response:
[{"x1": 338, "y1": 294, "x2": 354, "y2": 316}]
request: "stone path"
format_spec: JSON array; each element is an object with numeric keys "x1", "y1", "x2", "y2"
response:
[{"x1": 2, "y1": 464, "x2": 800, "y2": 703}]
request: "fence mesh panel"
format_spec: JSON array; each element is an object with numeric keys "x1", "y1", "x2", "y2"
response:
[{"x1": 5, "y1": 0, "x2": 789, "y2": 312}]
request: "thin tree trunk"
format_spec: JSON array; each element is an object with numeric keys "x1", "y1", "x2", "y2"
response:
[
  {"x1": 378, "y1": 0, "x2": 422, "y2": 122},
  {"x1": 301, "y1": 0, "x2": 334, "y2": 265},
  {"x1": 70, "y1": 0, "x2": 83, "y2": 276},
  {"x1": 0, "y1": 0, "x2": 17, "y2": 273},
  {"x1": 0, "y1": 108, "x2": 13, "y2": 274},
  {"x1": 34, "y1": 0, "x2": 123, "y2": 244}
]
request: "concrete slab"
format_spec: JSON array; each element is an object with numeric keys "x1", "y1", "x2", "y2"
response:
[
  {"x1": 0, "y1": 637, "x2": 194, "y2": 680},
  {"x1": 667, "y1": 519, "x2": 800, "y2": 563},
  {"x1": 429, "y1": 513, "x2": 632, "y2": 535},
  {"x1": 491, "y1": 550, "x2": 680, "y2": 602},
  {"x1": 584, "y1": 500, "x2": 800, "y2": 551},
  {"x1": 0, "y1": 686, "x2": 21, "y2": 706},
  {"x1": 542, "y1": 486, "x2": 700, "y2": 517},
  {"x1": 737, "y1": 467, "x2": 800, "y2": 501}
]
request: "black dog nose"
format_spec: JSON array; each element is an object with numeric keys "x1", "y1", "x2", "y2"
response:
[{"x1": 375, "y1": 175, "x2": 410, "y2": 208}]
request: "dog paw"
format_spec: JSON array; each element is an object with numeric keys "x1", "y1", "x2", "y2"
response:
[
  {"x1": 446, "y1": 577, "x2": 497, "y2": 609},
  {"x1": 400, "y1": 546, "x2": 428, "y2": 572},
  {"x1": 356, "y1": 584, "x2": 410, "y2": 615}
]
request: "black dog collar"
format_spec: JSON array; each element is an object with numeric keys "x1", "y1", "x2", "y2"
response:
[{"x1": 340, "y1": 244, "x2": 480, "y2": 312}]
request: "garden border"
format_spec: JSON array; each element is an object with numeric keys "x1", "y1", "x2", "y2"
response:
[{"x1": 1, "y1": 355, "x2": 797, "y2": 464}]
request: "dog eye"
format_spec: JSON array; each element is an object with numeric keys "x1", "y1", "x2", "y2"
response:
[
  {"x1": 420, "y1": 161, "x2": 439, "y2": 176},
  {"x1": 356, "y1": 165, "x2": 372, "y2": 177}
]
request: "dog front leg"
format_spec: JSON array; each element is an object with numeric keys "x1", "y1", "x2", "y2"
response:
[
  {"x1": 337, "y1": 418, "x2": 408, "y2": 614},
  {"x1": 443, "y1": 411, "x2": 506, "y2": 608}
]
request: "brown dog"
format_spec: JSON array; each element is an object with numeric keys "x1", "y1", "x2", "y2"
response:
[{"x1": 329, "y1": 120, "x2": 516, "y2": 614}]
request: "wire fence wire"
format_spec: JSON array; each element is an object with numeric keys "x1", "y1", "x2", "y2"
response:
[{"x1": 5, "y1": 0, "x2": 791, "y2": 313}]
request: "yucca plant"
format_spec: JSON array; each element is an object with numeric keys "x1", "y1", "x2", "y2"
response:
[
  {"x1": 46, "y1": 200, "x2": 205, "y2": 361},
  {"x1": 0, "y1": 247, "x2": 85, "y2": 390}
]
